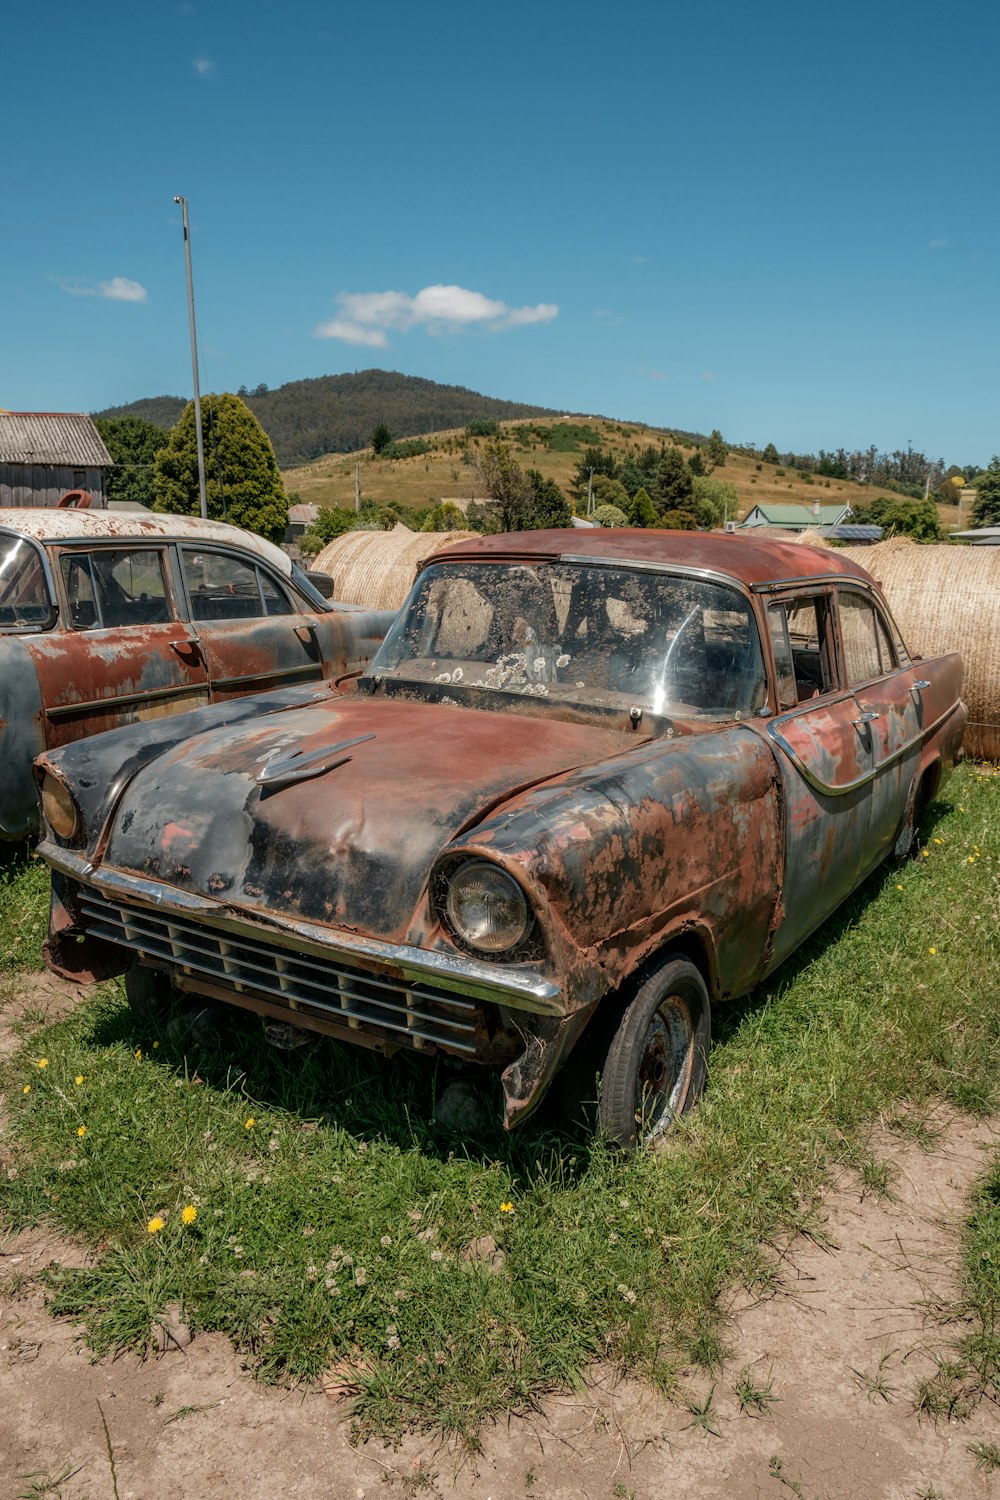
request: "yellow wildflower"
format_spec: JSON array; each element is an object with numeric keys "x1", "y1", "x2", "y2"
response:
[
  {"x1": 500, "y1": 1202, "x2": 514, "y2": 1214},
  {"x1": 933, "y1": 838, "x2": 943, "y2": 845},
  {"x1": 896, "y1": 884, "x2": 904, "y2": 891},
  {"x1": 75, "y1": 1075, "x2": 84, "y2": 1086},
  {"x1": 181, "y1": 1205, "x2": 198, "y2": 1226},
  {"x1": 152, "y1": 1041, "x2": 159, "y2": 1049},
  {"x1": 22, "y1": 1084, "x2": 31, "y2": 1095},
  {"x1": 134, "y1": 1048, "x2": 142, "y2": 1061},
  {"x1": 146, "y1": 1216, "x2": 165, "y2": 1234},
  {"x1": 37, "y1": 1058, "x2": 48, "y2": 1069},
  {"x1": 928, "y1": 947, "x2": 937, "y2": 956},
  {"x1": 920, "y1": 849, "x2": 930, "y2": 859},
  {"x1": 244, "y1": 1117, "x2": 256, "y2": 1130},
  {"x1": 77, "y1": 1125, "x2": 87, "y2": 1137}
]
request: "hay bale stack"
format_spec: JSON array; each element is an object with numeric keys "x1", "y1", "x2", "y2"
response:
[
  {"x1": 839, "y1": 537, "x2": 1000, "y2": 761},
  {"x1": 312, "y1": 524, "x2": 477, "y2": 611}
]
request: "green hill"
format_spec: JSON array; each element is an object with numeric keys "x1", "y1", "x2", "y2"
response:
[{"x1": 95, "y1": 370, "x2": 557, "y2": 468}]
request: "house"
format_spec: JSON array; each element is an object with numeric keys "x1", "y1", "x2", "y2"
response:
[
  {"x1": 740, "y1": 500, "x2": 852, "y2": 530},
  {"x1": 0, "y1": 411, "x2": 112, "y2": 508}
]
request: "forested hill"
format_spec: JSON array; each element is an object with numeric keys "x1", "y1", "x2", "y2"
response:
[{"x1": 95, "y1": 370, "x2": 558, "y2": 467}]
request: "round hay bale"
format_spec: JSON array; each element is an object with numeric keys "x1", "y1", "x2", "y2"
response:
[
  {"x1": 839, "y1": 538, "x2": 1000, "y2": 761},
  {"x1": 312, "y1": 524, "x2": 478, "y2": 611}
]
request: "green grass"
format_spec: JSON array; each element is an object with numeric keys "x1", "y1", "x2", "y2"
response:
[
  {"x1": 1, "y1": 764, "x2": 998, "y2": 1443},
  {"x1": 0, "y1": 845, "x2": 49, "y2": 973}
]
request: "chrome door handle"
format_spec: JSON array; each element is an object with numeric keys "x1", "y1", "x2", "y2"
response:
[
  {"x1": 170, "y1": 638, "x2": 200, "y2": 656},
  {"x1": 852, "y1": 710, "x2": 881, "y2": 726},
  {"x1": 911, "y1": 679, "x2": 931, "y2": 693},
  {"x1": 294, "y1": 623, "x2": 316, "y2": 643}
]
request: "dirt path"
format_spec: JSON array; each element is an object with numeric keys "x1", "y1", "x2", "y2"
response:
[{"x1": 2, "y1": 980, "x2": 998, "y2": 1500}]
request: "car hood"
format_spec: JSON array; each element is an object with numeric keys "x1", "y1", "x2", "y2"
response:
[{"x1": 104, "y1": 696, "x2": 636, "y2": 942}]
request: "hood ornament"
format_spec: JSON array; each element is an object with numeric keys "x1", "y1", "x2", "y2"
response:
[{"x1": 257, "y1": 732, "x2": 375, "y2": 791}]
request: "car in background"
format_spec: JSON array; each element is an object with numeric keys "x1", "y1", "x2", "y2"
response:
[
  {"x1": 0, "y1": 508, "x2": 393, "y2": 839},
  {"x1": 35, "y1": 530, "x2": 965, "y2": 1147}
]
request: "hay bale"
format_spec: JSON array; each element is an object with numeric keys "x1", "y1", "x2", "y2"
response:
[
  {"x1": 312, "y1": 524, "x2": 477, "y2": 611},
  {"x1": 839, "y1": 538, "x2": 1000, "y2": 761}
]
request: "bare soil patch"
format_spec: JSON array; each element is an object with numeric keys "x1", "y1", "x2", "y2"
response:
[{"x1": 1, "y1": 1107, "x2": 997, "y2": 1500}]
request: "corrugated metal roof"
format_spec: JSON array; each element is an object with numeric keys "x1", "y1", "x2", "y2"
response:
[
  {"x1": 741, "y1": 502, "x2": 851, "y2": 526},
  {"x1": 0, "y1": 411, "x2": 113, "y2": 466}
]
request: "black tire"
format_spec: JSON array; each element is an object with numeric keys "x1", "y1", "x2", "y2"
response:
[
  {"x1": 124, "y1": 961, "x2": 216, "y2": 1048},
  {"x1": 595, "y1": 955, "x2": 711, "y2": 1150}
]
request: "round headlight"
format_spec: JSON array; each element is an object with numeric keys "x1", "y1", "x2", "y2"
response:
[
  {"x1": 41, "y1": 774, "x2": 81, "y2": 843},
  {"x1": 444, "y1": 860, "x2": 531, "y2": 955}
]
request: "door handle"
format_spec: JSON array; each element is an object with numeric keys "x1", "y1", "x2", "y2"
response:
[
  {"x1": 294, "y1": 623, "x2": 317, "y2": 644},
  {"x1": 910, "y1": 679, "x2": 931, "y2": 693},
  {"x1": 170, "y1": 638, "x2": 201, "y2": 658},
  {"x1": 852, "y1": 710, "x2": 881, "y2": 726}
]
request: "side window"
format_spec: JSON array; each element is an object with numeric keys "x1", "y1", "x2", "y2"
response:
[
  {"x1": 767, "y1": 595, "x2": 836, "y2": 710},
  {"x1": 60, "y1": 549, "x2": 169, "y2": 628},
  {"x1": 259, "y1": 569, "x2": 295, "y2": 617},
  {"x1": 874, "y1": 609, "x2": 898, "y2": 672},
  {"x1": 839, "y1": 591, "x2": 888, "y2": 685},
  {"x1": 183, "y1": 551, "x2": 264, "y2": 621}
]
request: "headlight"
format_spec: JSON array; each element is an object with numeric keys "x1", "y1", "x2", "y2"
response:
[
  {"x1": 41, "y1": 773, "x2": 81, "y2": 843},
  {"x1": 443, "y1": 860, "x2": 532, "y2": 955}
]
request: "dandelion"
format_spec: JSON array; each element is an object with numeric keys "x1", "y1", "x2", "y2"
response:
[
  {"x1": 500, "y1": 1202, "x2": 513, "y2": 1214},
  {"x1": 22, "y1": 1084, "x2": 30, "y2": 1096},
  {"x1": 36, "y1": 1058, "x2": 48, "y2": 1069},
  {"x1": 933, "y1": 838, "x2": 944, "y2": 845},
  {"x1": 921, "y1": 849, "x2": 930, "y2": 859},
  {"x1": 76, "y1": 1125, "x2": 87, "y2": 1137},
  {"x1": 181, "y1": 1205, "x2": 198, "y2": 1226},
  {"x1": 244, "y1": 1117, "x2": 255, "y2": 1130},
  {"x1": 134, "y1": 1048, "x2": 142, "y2": 1061},
  {"x1": 929, "y1": 946, "x2": 937, "y2": 956},
  {"x1": 896, "y1": 884, "x2": 904, "y2": 891},
  {"x1": 152, "y1": 1041, "x2": 159, "y2": 1049},
  {"x1": 147, "y1": 1216, "x2": 165, "y2": 1234},
  {"x1": 74, "y1": 1075, "x2": 84, "y2": 1087}
]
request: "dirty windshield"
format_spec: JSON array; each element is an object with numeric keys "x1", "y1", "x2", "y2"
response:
[
  {"x1": 0, "y1": 535, "x2": 56, "y2": 631},
  {"x1": 371, "y1": 560, "x2": 767, "y2": 719}
]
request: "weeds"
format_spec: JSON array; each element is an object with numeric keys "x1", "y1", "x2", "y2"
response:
[
  {"x1": 734, "y1": 1361, "x2": 778, "y2": 1415},
  {"x1": 15, "y1": 1467, "x2": 82, "y2": 1500},
  {"x1": 684, "y1": 1383, "x2": 720, "y2": 1437},
  {"x1": 851, "y1": 1348, "x2": 896, "y2": 1404},
  {"x1": 969, "y1": 1440, "x2": 1000, "y2": 1473}
]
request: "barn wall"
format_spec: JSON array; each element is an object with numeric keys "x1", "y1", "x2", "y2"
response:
[{"x1": 0, "y1": 464, "x2": 107, "y2": 507}]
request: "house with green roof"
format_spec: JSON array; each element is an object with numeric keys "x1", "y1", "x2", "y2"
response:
[{"x1": 740, "y1": 500, "x2": 852, "y2": 530}]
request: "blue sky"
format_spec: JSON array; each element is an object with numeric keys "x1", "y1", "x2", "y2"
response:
[{"x1": 4, "y1": 0, "x2": 997, "y2": 465}]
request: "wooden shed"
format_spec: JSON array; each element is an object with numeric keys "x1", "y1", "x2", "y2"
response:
[{"x1": 0, "y1": 411, "x2": 112, "y2": 507}]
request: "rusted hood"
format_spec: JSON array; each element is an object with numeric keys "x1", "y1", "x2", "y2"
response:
[{"x1": 104, "y1": 698, "x2": 635, "y2": 942}]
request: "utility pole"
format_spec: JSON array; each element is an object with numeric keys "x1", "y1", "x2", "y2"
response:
[
  {"x1": 586, "y1": 467, "x2": 595, "y2": 518},
  {"x1": 355, "y1": 462, "x2": 361, "y2": 513},
  {"x1": 173, "y1": 195, "x2": 208, "y2": 520}
]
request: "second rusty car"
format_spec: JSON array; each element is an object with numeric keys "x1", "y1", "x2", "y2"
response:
[
  {"x1": 35, "y1": 530, "x2": 965, "y2": 1146},
  {"x1": 0, "y1": 507, "x2": 392, "y2": 839}
]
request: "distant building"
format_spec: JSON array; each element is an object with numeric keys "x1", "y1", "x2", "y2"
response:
[
  {"x1": 740, "y1": 501, "x2": 852, "y2": 530},
  {"x1": 0, "y1": 411, "x2": 112, "y2": 508},
  {"x1": 950, "y1": 527, "x2": 1000, "y2": 546}
]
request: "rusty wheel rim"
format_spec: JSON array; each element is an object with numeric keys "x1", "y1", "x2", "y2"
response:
[{"x1": 635, "y1": 994, "x2": 694, "y2": 1143}]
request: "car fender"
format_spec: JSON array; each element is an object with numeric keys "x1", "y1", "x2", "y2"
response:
[{"x1": 0, "y1": 638, "x2": 45, "y2": 839}]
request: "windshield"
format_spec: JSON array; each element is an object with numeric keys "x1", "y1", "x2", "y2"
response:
[
  {"x1": 370, "y1": 560, "x2": 767, "y2": 720},
  {"x1": 0, "y1": 534, "x2": 57, "y2": 631}
]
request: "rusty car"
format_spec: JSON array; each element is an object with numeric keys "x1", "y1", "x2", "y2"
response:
[
  {"x1": 34, "y1": 530, "x2": 966, "y2": 1147},
  {"x1": 0, "y1": 507, "x2": 392, "y2": 839}
]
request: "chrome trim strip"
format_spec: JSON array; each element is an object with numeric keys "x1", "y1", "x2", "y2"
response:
[
  {"x1": 39, "y1": 847, "x2": 563, "y2": 1013},
  {"x1": 766, "y1": 697, "x2": 963, "y2": 796},
  {"x1": 45, "y1": 680, "x2": 211, "y2": 719},
  {"x1": 210, "y1": 662, "x2": 322, "y2": 689},
  {"x1": 750, "y1": 574, "x2": 875, "y2": 594}
]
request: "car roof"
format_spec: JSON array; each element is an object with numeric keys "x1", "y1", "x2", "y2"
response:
[
  {"x1": 0, "y1": 507, "x2": 292, "y2": 577},
  {"x1": 436, "y1": 527, "x2": 875, "y2": 589}
]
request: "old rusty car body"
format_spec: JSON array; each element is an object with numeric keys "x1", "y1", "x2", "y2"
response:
[
  {"x1": 35, "y1": 530, "x2": 966, "y2": 1146},
  {"x1": 0, "y1": 508, "x2": 392, "y2": 839}
]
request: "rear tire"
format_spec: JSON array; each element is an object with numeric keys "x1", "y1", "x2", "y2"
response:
[{"x1": 592, "y1": 956, "x2": 711, "y2": 1150}]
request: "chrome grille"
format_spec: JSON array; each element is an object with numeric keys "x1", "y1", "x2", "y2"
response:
[{"x1": 78, "y1": 889, "x2": 481, "y2": 1054}]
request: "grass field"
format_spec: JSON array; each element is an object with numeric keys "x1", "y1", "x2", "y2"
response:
[
  {"x1": 1, "y1": 766, "x2": 998, "y2": 1443},
  {"x1": 282, "y1": 414, "x2": 911, "y2": 524}
]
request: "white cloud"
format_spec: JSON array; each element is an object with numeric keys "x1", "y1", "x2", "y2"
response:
[
  {"x1": 53, "y1": 276, "x2": 148, "y2": 303},
  {"x1": 192, "y1": 55, "x2": 216, "y2": 77},
  {"x1": 314, "y1": 283, "x2": 558, "y2": 344}
]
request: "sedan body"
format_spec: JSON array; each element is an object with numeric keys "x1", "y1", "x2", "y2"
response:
[
  {"x1": 0, "y1": 508, "x2": 393, "y2": 838},
  {"x1": 35, "y1": 530, "x2": 966, "y2": 1145}
]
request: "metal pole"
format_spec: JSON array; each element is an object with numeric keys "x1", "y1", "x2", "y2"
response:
[
  {"x1": 173, "y1": 195, "x2": 208, "y2": 520},
  {"x1": 355, "y1": 462, "x2": 361, "y2": 513}
]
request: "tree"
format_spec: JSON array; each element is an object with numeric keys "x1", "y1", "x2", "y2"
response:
[
  {"x1": 705, "y1": 429, "x2": 728, "y2": 468},
  {"x1": 301, "y1": 504, "x2": 357, "y2": 555},
  {"x1": 421, "y1": 501, "x2": 466, "y2": 532},
  {"x1": 652, "y1": 447, "x2": 693, "y2": 515},
  {"x1": 95, "y1": 416, "x2": 168, "y2": 509},
  {"x1": 592, "y1": 503, "x2": 628, "y2": 528},
  {"x1": 691, "y1": 476, "x2": 737, "y2": 529},
  {"x1": 370, "y1": 423, "x2": 393, "y2": 454},
  {"x1": 470, "y1": 439, "x2": 536, "y2": 531},
  {"x1": 590, "y1": 475, "x2": 631, "y2": 513},
  {"x1": 761, "y1": 443, "x2": 781, "y2": 465},
  {"x1": 628, "y1": 488, "x2": 657, "y2": 527},
  {"x1": 526, "y1": 470, "x2": 573, "y2": 528},
  {"x1": 153, "y1": 393, "x2": 288, "y2": 542},
  {"x1": 570, "y1": 446, "x2": 618, "y2": 502},
  {"x1": 657, "y1": 508, "x2": 698, "y2": 530},
  {"x1": 850, "y1": 495, "x2": 942, "y2": 542},
  {"x1": 972, "y1": 456, "x2": 1000, "y2": 527}
]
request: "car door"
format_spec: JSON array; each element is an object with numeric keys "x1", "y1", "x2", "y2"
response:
[
  {"x1": 178, "y1": 546, "x2": 328, "y2": 700},
  {"x1": 761, "y1": 589, "x2": 881, "y2": 965},
  {"x1": 25, "y1": 543, "x2": 210, "y2": 751},
  {"x1": 836, "y1": 586, "x2": 923, "y2": 861}
]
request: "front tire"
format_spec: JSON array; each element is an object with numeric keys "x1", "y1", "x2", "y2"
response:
[
  {"x1": 596, "y1": 956, "x2": 711, "y2": 1150},
  {"x1": 124, "y1": 961, "x2": 217, "y2": 1048}
]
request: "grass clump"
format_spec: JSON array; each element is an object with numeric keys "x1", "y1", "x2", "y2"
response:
[{"x1": 0, "y1": 765, "x2": 998, "y2": 1441}]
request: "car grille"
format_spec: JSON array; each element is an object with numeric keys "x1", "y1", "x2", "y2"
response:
[{"x1": 77, "y1": 888, "x2": 481, "y2": 1054}]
